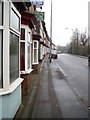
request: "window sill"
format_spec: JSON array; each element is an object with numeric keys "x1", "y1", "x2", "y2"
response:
[
  {"x1": 20, "y1": 68, "x2": 33, "y2": 75},
  {"x1": 0, "y1": 78, "x2": 24, "y2": 96},
  {"x1": 32, "y1": 62, "x2": 39, "y2": 65}
]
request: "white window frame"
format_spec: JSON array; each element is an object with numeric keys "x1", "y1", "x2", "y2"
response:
[
  {"x1": 10, "y1": 2, "x2": 20, "y2": 34},
  {"x1": 33, "y1": 40, "x2": 39, "y2": 64},
  {"x1": 20, "y1": 25, "x2": 33, "y2": 74},
  {"x1": 0, "y1": 1, "x2": 23, "y2": 93},
  {"x1": 9, "y1": 2, "x2": 21, "y2": 84},
  {"x1": 0, "y1": 1, "x2": 3, "y2": 88}
]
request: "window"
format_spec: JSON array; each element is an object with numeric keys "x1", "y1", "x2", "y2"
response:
[
  {"x1": 0, "y1": 2, "x2": 3, "y2": 25},
  {"x1": 34, "y1": 49, "x2": 37, "y2": 63},
  {"x1": 20, "y1": 42, "x2": 25, "y2": 71},
  {"x1": 28, "y1": 32, "x2": 30, "y2": 42},
  {"x1": 20, "y1": 25, "x2": 32, "y2": 73},
  {"x1": 10, "y1": 3, "x2": 21, "y2": 84},
  {"x1": 33, "y1": 41, "x2": 38, "y2": 64},
  {"x1": 34, "y1": 41, "x2": 37, "y2": 48},
  {"x1": 10, "y1": 8, "x2": 20, "y2": 32},
  {"x1": 27, "y1": 32, "x2": 31, "y2": 69},
  {"x1": 21, "y1": 28, "x2": 25, "y2": 40},
  {"x1": 0, "y1": 30, "x2": 2, "y2": 88},
  {"x1": 10, "y1": 32, "x2": 19, "y2": 83}
]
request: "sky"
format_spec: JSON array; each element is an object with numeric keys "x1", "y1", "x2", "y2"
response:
[{"x1": 40, "y1": 0, "x2": 89, "y2": 46}]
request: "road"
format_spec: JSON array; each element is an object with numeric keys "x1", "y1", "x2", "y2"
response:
[
  {"x1": 57, "y1": 54, "x2": 88, "y2": 107},
  {"x1": 32, "y1": 54, "x2": 88, "y2": 118}
]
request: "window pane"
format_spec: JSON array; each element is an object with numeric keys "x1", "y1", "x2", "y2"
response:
[
  {"x1": 34, "y1": 42, "x2": 37, "y2": 48},
  {"x1": 0, "y1": 30, "x2": 2, "y2": 88},
  {"x1": 11, "y1": 8, "x2": 20, "y2": 31},
  {"x1": 28, "y1": 44, "x2": 30, "y2": 69},
  {"x1": 34, "y1": 49, "x2": 37, "y2": 63},
  {"x1": 10, "y1": 32, "x2": 19, "y2": 83},
  {"x1": 21, "y1": 28, "x2": 25, "y2": 40},
  {"x1": 20, "y1": 42, "x2": 25, "y2": 70},
  {"x1": 0, "y1": 2, "x2": 2, "y2": 25},
  {"x1": 28, "y1": 32, "x2": 30, "y2": 42}
]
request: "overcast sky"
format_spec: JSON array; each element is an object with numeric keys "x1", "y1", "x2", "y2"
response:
[{"x1": 41, "y1": 0, "x2": 89, "y2": 46}]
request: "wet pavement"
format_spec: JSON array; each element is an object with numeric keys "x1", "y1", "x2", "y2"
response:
[
  {"x1": 15, "y1": 56, "x2": 89, "y2": 119},
  {"x1": 32, "y1": 58, "x2": 63, "y2": 118}
]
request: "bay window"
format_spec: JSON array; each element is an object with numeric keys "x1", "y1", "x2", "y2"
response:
[
  {"x1": 0, "y1": 0, "x2": 24, "y2": 91},
  {"x1": 20, "y1": 25, "x2": 32, "y2": 74},
  {"x1": 33, "y1": 41, "x2": 38, "y2": 64}
]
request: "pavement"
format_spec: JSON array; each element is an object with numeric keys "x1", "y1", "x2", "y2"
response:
[
  {"x1": 32, "y1": 57, "x2": 63, "y2": 118},
  {"x1": 14, "y1": 55, "x2": 89, "y2": 119}
]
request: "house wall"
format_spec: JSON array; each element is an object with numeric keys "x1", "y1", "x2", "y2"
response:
[
  {"x1": 0, "y1": 96, "x2": 2, "y2": 120},
  {"x1": 1, "y1": 85, "x2": 21, "y2": 118},
  {"x1": 32, "y1": 64, "x2": 41, "y2": 74},
  {"x1": 21, "y1": 72, "x2": 32, "y2": 97}
]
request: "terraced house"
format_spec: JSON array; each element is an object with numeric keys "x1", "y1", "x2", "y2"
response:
[{"x1": 0, "y1": 0, "x2": 51, "y2": 119}]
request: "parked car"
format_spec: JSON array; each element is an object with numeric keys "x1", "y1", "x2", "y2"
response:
[
  {"x1": 57, "y1": 51, "x2": 61, "y2": 54},
  {"x1": 51, "y1": 49, "x2": 57, "y2": 59}
]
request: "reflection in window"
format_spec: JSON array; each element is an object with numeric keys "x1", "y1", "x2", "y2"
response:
[
  {"x1": 0, "y1": 31, "x2": 2, "y2": 88},
  {"x1": 10, "y1": 32, "x2": 19, "y2": 83},
  {"x1": 34, "y1": 49, "x2": 37, "y2": 63},
  {"x1": 20, "y1": 42, "x2": 25, "y2": 70},
  {"x1": 34, "y1": 42, "x2": 37, "y2": 48},
  {"x1": 28, "y1": 32, "x2": 30, "y2": 42},
  {"x1": 0, "y1": 2, "x2": 3, "y2": 25},
  {"x1": 21, "y1": 28, "x2": 25, "y2": 40},
  {"x1": 11, "y1": 8, "x2": 20, "y2": 31}
]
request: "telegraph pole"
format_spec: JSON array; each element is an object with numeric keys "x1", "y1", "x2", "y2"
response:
[{"x1": 50, "y1": 0, "x2": 52, "y2": 63}]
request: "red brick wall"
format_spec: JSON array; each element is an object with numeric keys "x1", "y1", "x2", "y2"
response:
[
  {"x1": 32, "y1": 63, "x2": 40, "y2": 74},
  {"x1": 21, "y1": 72, "x2": 32, "y2": 97}
]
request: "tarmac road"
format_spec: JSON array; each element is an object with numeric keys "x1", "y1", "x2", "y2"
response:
[{"x1": 57, "y1": 54, "x2": 88, "y2": 111}]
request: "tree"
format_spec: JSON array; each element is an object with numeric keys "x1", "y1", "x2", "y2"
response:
[
  {"x1": 66, "y1": 28, "x2": 88, "y2": 56},
  {"x1": 80, "y1": 31, "x2": 88, "y2": 56},
  {"x1": 80, "y1": 32, "x2": 88, "y2": 46}
]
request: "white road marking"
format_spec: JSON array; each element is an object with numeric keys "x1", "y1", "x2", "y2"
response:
[{"x1": 55, "y1": 62, "x2": 67, "y2": 77}]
